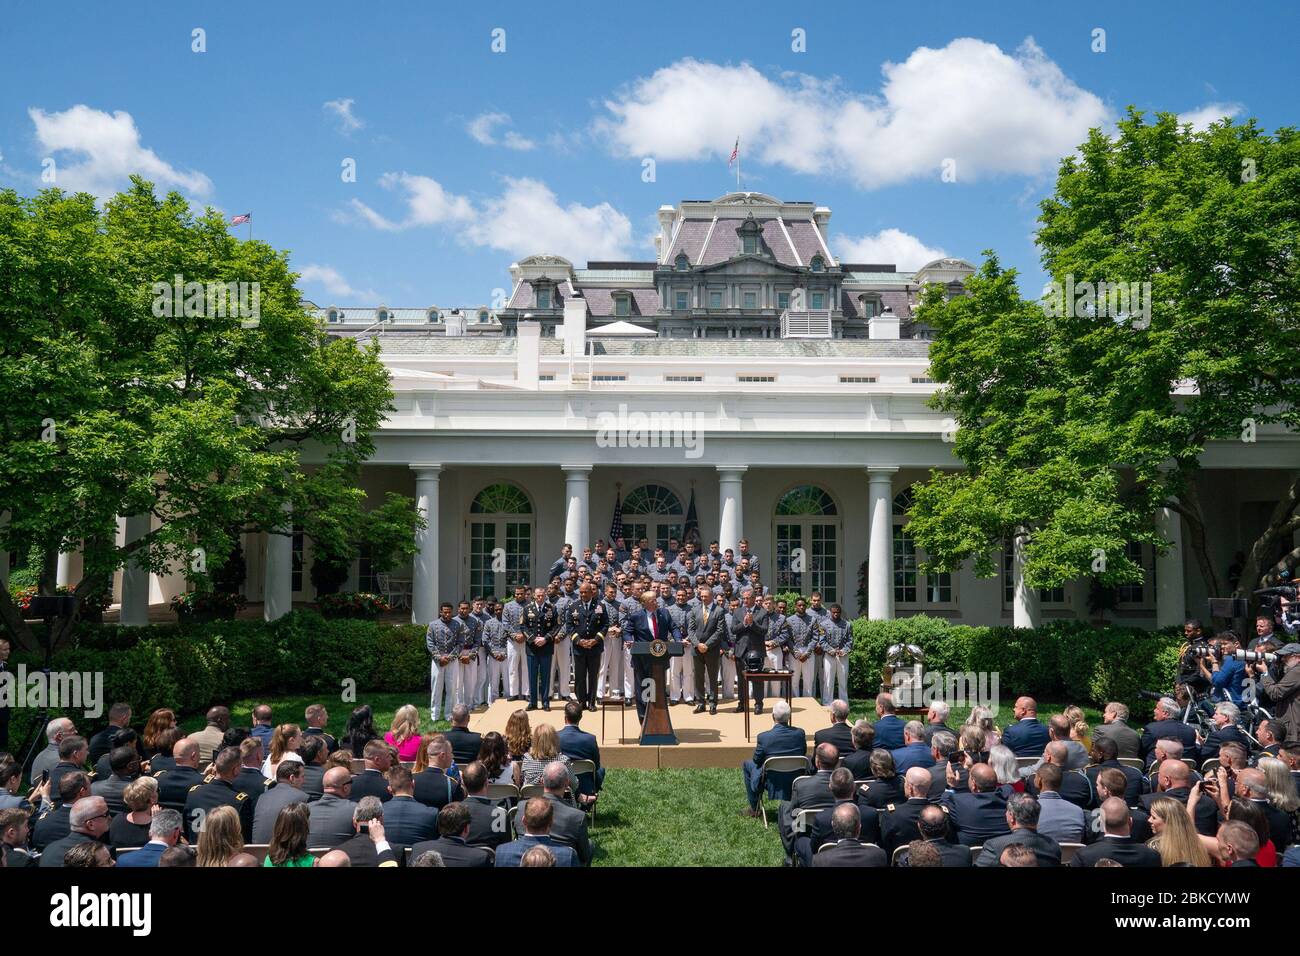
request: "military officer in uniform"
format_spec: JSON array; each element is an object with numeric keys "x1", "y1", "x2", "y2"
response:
[
  {"x1": 182, "y1": 747, "x2": 254, "y2": 842},
  {"x1": 787, "y1": 598, "x2": 819, "y2": 698},
  {"x1": 522, "y1": 587, "x2": 559, "y2": 711},
  {"x1": 567, "y1": 581, "x2": 608, "y2": 712},
  {"x1": 155, "y1": 738, "x2": 205, "y2": 812},
  {"x1": 480, "y1": 602, "x2": 511, "y2": 706},
  {"x1": 817, "y1": 604, "x2": 853, "y2": 705},
  {"x1": 426, "y1": 603, "x2": 462, "y2": 722},
  {"x1": 502, "y1": 585, "x2": 530, "y2": 701},
  {"x1": 879, "y1": 767, "x2": 941, "y2": 855}
]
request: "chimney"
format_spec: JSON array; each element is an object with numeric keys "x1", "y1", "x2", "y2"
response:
[
  {"x1": 444, "y1": 312, "x2": 465, "y2": 337},
  {"x1": 563, "y1": 295, "x2": 588, "y2": 357},
  {"x1": 870, "y1": 305, "x2": 900, "y2": 340},
  {"x1": 517, "y1": 315, "x2": 540, "y2": 388}
]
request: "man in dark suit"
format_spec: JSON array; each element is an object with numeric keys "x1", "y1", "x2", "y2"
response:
[
  {"x1": 182, "y1": 747, "x2": 253, "y2": 842},
  {"x1": 1024, "y1": 741, "x2": 1095, "y2": 810},
  {"x1": 741, "y1": 700, "x2": 807, "y2": 817},
  {"x1": 729, "y1": 591, "x2": 769, "y2": 714},
  {"x1": 494, "y1": 798, "x2": 578, "y2": 867},
  {"x1": 349, "y1": 739, "x2": 393, "y2": 803},
  {"x1": 540, "y1": 761, "x2": 593, "y2": 865},
  {"x1": 879, "y1": 767, "x2": 940, "y2": 855},
  {"x1": 458, "y1": 761, "x2": 508, "y2": 848},
  {"x1": 920, "y1": 701, "x2": 955, "y2": 746},
  {"x1": 32, "y1": 772, "x2": 89, "y2": 852},
  {"x1": 87, "y1": 703, "x2": 133, "y2": 767},
  {"x1": 413, "y1": 738, "x2": 464, "y2": 810},
  {"x1": 1141, "y1": 760, "x2": 1220, "y2": 836},
  {"x1": 841, "y1": 721, "x2": 876, "y2": 779},
  {"x1": 441, "y1": 704, "x2": 482, "y2": 765},
  {"x1": 690, "y1": 586, "x2": 727, "y2": 715},
  {"x1": 1085, "y1": 737, "x2": 1149, "y2": 807},
  {"x1": 813, "y1": 700, "x2": 855, "y2": 756},
  {"x1": 251, "y1": 761, "x2": 311, "y2": 844},
  {"x1": 811, "y1": 804, "x2": 887, "y2": 867},
  {"x1": 116, "y1": 809, "x2": 184, "y2": 868},
  {"x1": 303, "y1": 703, "x2": 338, "y2": 753},
  {"x1": 780, "y1": 743, "x2": 839, "y2": 857},
  {"x1": 38, "y1": 795, "x2": 111, "y2": 868},
  {"x1": 1200, "y1": 702, "x2": 1250, "y2": 762},
  {"x1": 1001, "y1": 697, "x2": 1050, "y2": 757},
  {"x1": 925, "y1": 731, "x2": 958, "y2": 801},
  {"x1": 1140, "y1": 696, "x2": 1199, "y2": 766},
  {"x1": 298, "y1": 736, "x2": 327, "y2": 801},
  {"x1": 90, "y1": 745, "x2": 140, "y2": 815},
  {"x1": 567, "y1": 580, "x2": 611, "y2": 712},
  {"x1": 46, "y1": 735, "x2": 91, "y2": 805},
  {"x1": 872, "y1": 694, "x2": 906, "y2": 751},
  {"x1": 410, "y1": 802, "x2": 493, "y2": 867},
  {"x1": 156, "y1": 738, "x2": 204, "y2": 812},
  {"x1": 1093, "y1": 701, "x2": 1142, "y2": 759},
  {"x1": 335, "y1": 797, "x2": 400, "y2": 866},
  {"x1": 897, "y1": 805, "x2": 970, "y2": 866},
  {"x1": 975, "y1": 793, "x2": 1061, "y2": 866},
  {"x1": 381, "y1": 765, "x2": 440, "y2": 853},
  {"x1": 558, "y1": 702, "x2": 604, "y2": 798},
  {"x1": 1070, "y1": 797, "x2": 1161, "y2": 866},
  {"x1": 307, "y1": 767, "x2": 361, "y2": 848},
  {"x1": 0, "y1": 807, "x2": 37, "y2": 868},
  {"x1": 891, "y1": 721, "x2": 934, "y2": 774},
  {"x1": 942, "y1": 763, "x2": 1012, "y2": 846},
  {"x1": 626, "y1": 590, "x2": 678, "y2": 723}
]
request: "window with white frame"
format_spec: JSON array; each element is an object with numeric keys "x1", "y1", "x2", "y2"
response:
[
  {"x1": 1115, "y1": 541, "x2": 1155, "y2": 605},
  {"x1": 1002, "y1": 540, "x2": 1066, "y2": 605},
  {"x1": 893, "y1": 489, "x2": 952, "y2": 606}
]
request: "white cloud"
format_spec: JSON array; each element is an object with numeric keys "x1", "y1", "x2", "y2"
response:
[
  {"x1": 593, "y1": 39, "x2": 1110, "y2": 188},
  {"x1": 297, "y1": 263, "x2": 378, "y2": 302},
  {"x1": 466, "y1": 112, "x2": 536, "y2": 151},
  {"x1": 323, "y1": 98, "x2": 364, "y2": 135},
  {"x1": 834, "y1": 228, "x2": 947, "y2": 271},
  {"x1": 1177, "y1": 101, "x2": 1244, "y2": 131},
  {"x1": 28, "y1": 105, "x2": 212, "y2": 199},
  {"x1": 344, "y1": 174, "x2": 632, "y2": 262}
]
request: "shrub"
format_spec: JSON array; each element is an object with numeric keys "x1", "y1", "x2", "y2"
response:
[{"x1": 318, "y1": 591, "x2": 390, "y2": 620}]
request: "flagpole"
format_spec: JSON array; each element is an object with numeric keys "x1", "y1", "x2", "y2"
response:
[{"x1": 736, "y1": 137, "x2": 741, "y2": 191}]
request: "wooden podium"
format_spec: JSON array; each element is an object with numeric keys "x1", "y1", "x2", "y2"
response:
[{"x1": 630, "y1": 639, "x2": 685, "y2": 745}]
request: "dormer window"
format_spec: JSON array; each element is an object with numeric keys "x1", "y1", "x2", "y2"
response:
[
  {"x1": 737, "y1": 217, "x2": 762, "y2": 256},
  {"x1": 675, "y1": 253, "x2": 690, "y2": 271},
  {"x1": 477, "y1": 309, "x2": 489, "y2": 323},
  {"x1": 535, "y1": 285, "x2": 552, "y2": 309},
  {"x1": 377, "y1": 307, "x2": 390, "y2": 323},
  {"x1": 810, "y1": 255, "x2": 825, "y2": 273},
  {"x1": 614, "y1": 293, "x2": 632, "y2": 317},
  {"x1": 327, "y1": 307, "x2": 339, "y2": 323},
  {"x1": 427, "y1": 307, "x2": 440, "y2": 323},
  {"x1": 857, "y1": 294, "x2": 879, "y2": 319}
]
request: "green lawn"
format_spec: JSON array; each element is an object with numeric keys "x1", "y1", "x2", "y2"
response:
[{"x1": 182, "y1": 695, "x2": 1098, "y2": 866}]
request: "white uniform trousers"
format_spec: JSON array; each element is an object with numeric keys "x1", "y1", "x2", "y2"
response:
[
  {"x1": 476, "y1": 647, "x2": 490, "y2": 705},
  {"x1": 765, "y1": 647, "x2": 786, "y2": 672},
  {"x1": 429, "y1": 658, "x2": 459, "y2": 721},
  {"x1": 506, "y1": 639, "x2": 527, "y2": 698},
  {"x1": 720, "y1": 653, "x2": 737, "y2": 700},
  {"x1": 454, "y1": 657, "x2": 477, "y2": 707},
  {"x1": 483, "y1": 653, "x2": 508, "y2": 705},
  {"x1": 669, "y1": 648, "x2": 695, "y2": 703},
  {"x1": 821, "y1": 652, "x2": 849, "y2": 705},
  {"x1": 551, "y1": 643, "x2": 573, "y2": 700},
  {"x1": 598, "y1": 637, "x2": 621, "y2": 699},
  {"x1": 792, "y1": 655, "x2": 817, "y2": 697}
]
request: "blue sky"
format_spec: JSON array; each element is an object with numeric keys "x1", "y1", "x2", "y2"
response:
[{"x1": 1, "y1": 1, "x2": 1292, "y2": 307}]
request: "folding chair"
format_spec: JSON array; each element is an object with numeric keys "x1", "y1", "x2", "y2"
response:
[
  {"x1": 790, "y1": 807, "x2": 821, "y2": 863},
  {"x1": 1015, "y1": 757, "x2": 1039, "y2": 770},
  {"x1": 485, "y1": 783, "x2": 519, "y2": 802},
  {"x1": 969, "y1": 844, "x2": 983, "y2": 863},
  {"x1": 519, "y1": 784, "x2": 546, "y2": 801},
  {"x1": 307, "y1": 847, "x2": 333, "y2": 859},
  {"x1": 1059, "y1": 842, "x2": 1085, "y2": 864},
  {"x1": 569, "y1": 758, "x2": 600, "y2": 827},
  {"x1": 1117, "y1": 757, "x2": 1145, "y2": 771},
  {"x1": 1181, "y1": 757, "x2": 1199, "y2": 772},
  {"x1": 350, "y1": 758, "x2": 366, "y2": 774},
  {"x1": 243, "y1": 843, "x2": 271, "y2": 864},
  {"x1": 1201, "y1": 758, "x2": 1221, "y2": 775},
  {"x1": 757, "y1": 756, "x2": 809, "y2": 829},
  {"x1": 890, "y1": 844, "x2": 909, "y2": 866}
]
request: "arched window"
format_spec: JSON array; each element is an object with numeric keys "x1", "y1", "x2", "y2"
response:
[
  {"x1": 477, "y1": 309, "x2": 489, "y2": 324},
  {"x1": 327, "y1": 309, "x2": 339, "y2": 322},
  {"x1": 774, "y1": 485, "x2": 840, "y2": 601},
  {"x1": 893, "y1": 488, "x2": 952, "y2": 606},
  {"x1": 467, "y1": 482, "x2": 533, "y2": 598},
  {"x1": 622, "y1": 483, "x2": 684, "y2": 552},
  {"x1": 675, "y1": 253, "x2": 690, "y2": 272},
  {"x1": 810, "y1": 255, "x2": 825, "y2": 273}
]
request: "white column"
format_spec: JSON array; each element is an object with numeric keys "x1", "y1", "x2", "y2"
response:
[
  {"x1": 717, "y1": 466, "x2": 747, "y2": 556},
  {"x1": 56, "y1": 550, "x2": 74, "y2": 587},
  {"x1": 1012, "y1": 533, "x2": 1041, "y2": 629},
  {"x1": 866, "y1": 468, "x2": 896, "y2": 620},
  {"x1": 1155, "y1": 506, "x2": 1186, "y2": 628},
  {"x1": 263, "y1": 501, "x2": 293, "y2": 622},
  {"x1": 562, "y1": 466, "x2": 591, "y2": 555},
  {"x1": 119, "y1": 513, "x2": 152, "y2": 627},
  {"x1": 411, "y1": 465, "x2": 442, "y2": 626}
]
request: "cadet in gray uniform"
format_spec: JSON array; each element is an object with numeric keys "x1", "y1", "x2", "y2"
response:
[
  {"x1": 456, "y1": 601, "x2": 482, "y2": 708},
  {"x1": 763, "y1": 595, "x2": 790, "y2": 671},
  {"x1": 597, "y1": 581, "x2": 625, "y2": 700},
  {"x1": 480, "y1": 602, "x2": 511, "y2": 706},
  {"x1": 787, "y1": 598, "x2": 819, "y2": 698},
  {"x1": 471, "y1": 598, "x2": 494, "y2": 706},
  {"x1": 426, "y1": 603, "x2": 463, "y2": 721},
  {"x1": 552, "y1": 585, "x2": 578, "y2": 702},
  {"x1": 817, "y1": 604, "x2": 853, "y2": 705},
  {"x1": 665, "y1": 586, "x2": 693, "y2": 704},
  {"x1": 502, "y1": 586, "x2": 529, "y2": 701}
]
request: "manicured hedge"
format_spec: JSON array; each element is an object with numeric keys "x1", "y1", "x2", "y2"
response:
[{"x1": 847, "y1": 615, "x2": 1183, "y2": 715}]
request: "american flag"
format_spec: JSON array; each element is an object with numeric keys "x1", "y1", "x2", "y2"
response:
[
  {"x1": 230, "y1": 213, "x2": 251, "y2": 226},
  {"x1": 728, "y1": 138, "x2": 739, "y2": 167},
  {"x1": 609, "y1": 491, "x2": 624, "y2": 545}
]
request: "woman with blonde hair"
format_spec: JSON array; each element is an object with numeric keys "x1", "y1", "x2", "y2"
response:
[
  {"x1": 964, "y1": 706, "x2": 1000, "y2": 750},
  {"x1": 142, "y1": 709, "x2": 177, "y2": 759},
  {"x1": 958, "y1": 725, "x2": 989, "y2": 765},
  {"x1": 518, "y1": 723, "x2": 580, "y2": 798},
  {"x1": 196, "y1": 805, "x2": 259, "y2": 867},
  {"x1": 108, "y1": 776, "x2": 159, "y2": 849},
  {"x1": 261, "y1": 724, "x2": 304, "y2": 778},
  {"x1": 384, "y1": 705, "x2": 424, "y2": 763},
  {"x1": 1063, "y1": 705, "x2": 1092, "y2": 753},
  {"x1": 1146, "y1": 795, "x2": 1210, "y2": 866}
]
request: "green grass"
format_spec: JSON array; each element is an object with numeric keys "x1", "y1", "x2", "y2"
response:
[{"x1": 173, "y1": 695, "x2": 1099, "y2": 866}]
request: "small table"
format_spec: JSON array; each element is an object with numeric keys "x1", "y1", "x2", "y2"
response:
[
  {"x1": 600, "y1": 693, "x2": 629, "y2": 743},
  {"x1": 740, "y1": 670, "x2": 794, "y2": 741}
]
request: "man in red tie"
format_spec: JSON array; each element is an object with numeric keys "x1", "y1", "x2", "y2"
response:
[{"x1": 629, "y1": 590, "x2": 673, "y2": 723}]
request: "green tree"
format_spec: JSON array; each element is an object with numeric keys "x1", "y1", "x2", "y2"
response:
[
  {"x1": 0, "y1": 178, "x2": 420, "y2": 646},
  {"x1": 908, "y1": 111, "x2": 1299, "y2": 608}
]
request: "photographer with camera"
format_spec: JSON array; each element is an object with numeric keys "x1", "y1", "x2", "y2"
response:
[
  {"x1": 1197, "y1": 632, "x2": 1247, "y2": 706},
  {"x1": 1256, "y1": 643, "x2": 1300, "y2": 743}
]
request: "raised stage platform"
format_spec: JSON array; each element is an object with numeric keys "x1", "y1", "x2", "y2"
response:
[{"x1": 468, "y1": 697, "x2": 831, "y2": 769}]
